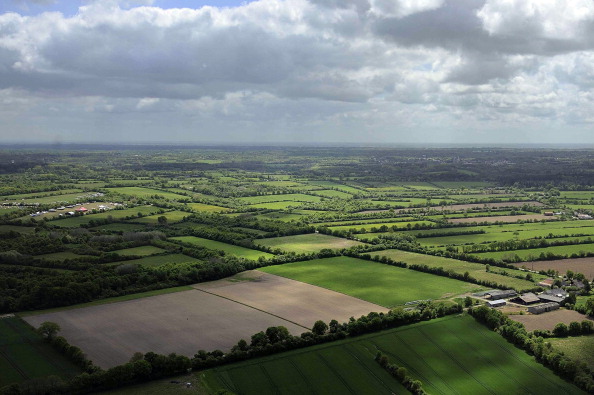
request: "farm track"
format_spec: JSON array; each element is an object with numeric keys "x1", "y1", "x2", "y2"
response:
[
  {"x1": 193, "y1": 288, "x2": 310, "y2": 331},
  {"x1": 0, "y1": 347, "x2": 28, "y2": 380}
]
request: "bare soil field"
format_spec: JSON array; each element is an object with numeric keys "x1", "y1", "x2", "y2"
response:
[
  {"x1": 449, "y1": 214, "x2": 555, "y2": 224},
  {"x1": 194, "y1": 270, "x2": 388, "y2": 329},
  {"x1": 509, "y1": 309, "x2": 593, "y2": 332},
  {"x1": 24, "y1": 272, "x2": 386, "y2": 369},
  {"x1": 511, "y1": 257, "x2": 594, "y2": 279}
]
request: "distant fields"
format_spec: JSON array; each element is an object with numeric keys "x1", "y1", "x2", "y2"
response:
[
  {"x1": 112, "y1": 254, "x2": 201, "y2": 267},
  {"x1": 171, "y1": 236, "x2": 274, "y2": 260},
  {"x1": 51, "y1": 205, "x2": 158, "y2": 227},
  {"x1": 105, "y1": 187, "x2": 189, "y2": 200},
  {"x1": 256, "y1": 233, "x2": 364, "y2": 254},
  {"x1": 186, "y1": 202, "x2": 231, "y2": 212},
  {"x1": 260, "y1": 257, "x2": 484, "y2": 307},
  {"x1": 511, "y1": 257, "x2": 594, "y2": 278},
  {"x1": 205, "y1": 315, "x2": 581, "y2": 395},
  {"x1": 112, "y1": 246, "x2": 165, "y2": 257},
  {"x1": 328, "y1": 220, "x2": 433, "y2": 232},
  {"x1": 0, "y1": 317, "x2": 82, "y2": 388},
  {"x1": 131, "y1": 210, "x2": 190, "y2": 224},
  {"x1": 373, "y1": 249, "x2": 541, "y2": 291},
  {"x1": 472, "y1": 243, "x2": 594, "y2": 262},
  {"x1": 238, "y1": 194, "x2": 322, "y2": 204}
]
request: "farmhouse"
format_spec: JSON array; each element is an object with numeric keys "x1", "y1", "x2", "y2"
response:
[
  {"x1": 486, "y1": 289, "x2": 517, "y2": 299},
  {"x1": 513, "y1": 293, "x2": 540, "y2": 305},
  {"x1": 538, "y1": 278, "x2": 554, "y2": 288},
  {"x1": 527, "y1": 302, "x2": 560, "y2": 315},
  {"x1": 487, "y1": 299, "x2": 506, "y2": 308}
]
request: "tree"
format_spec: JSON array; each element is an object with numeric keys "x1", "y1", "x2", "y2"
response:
[
  {"x1": 586, "y1": 297, "x2": 594, "y2": 317},
  {"x1": 312, "y1": 320, "x2": 328, "y2": 336},
  {"x1": 464, "y1": 296, "x2": 473, "y2": 307},
  {"x1": 157, "y1": 216, "x2": 168, "y2": 225},
  {"x1": 37, "y1": 321, "x2": 61, "y2": 340},
  {"x1": 553, "y1": 323, "x2": 569, "y2": 337}
]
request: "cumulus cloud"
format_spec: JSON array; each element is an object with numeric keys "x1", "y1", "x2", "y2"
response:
[{"x1": 0, "y1": 0, "x2": 593, "y2": 144}]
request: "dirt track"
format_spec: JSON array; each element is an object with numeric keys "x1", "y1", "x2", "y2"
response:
[{"x1": 24, "y1": 271, "x2": 386, "y2": 368}]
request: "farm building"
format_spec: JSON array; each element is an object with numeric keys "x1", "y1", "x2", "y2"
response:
[
  {"x1": 538, "y1": 294, "x2": 565, "y2": 304},
  {"x1": 543, "y1": 288, "x2": 568, "y2": 298},
  {"x1": 538, "y1": 278, "x2": 554, "y2": 288},
  {"x1": 513, "y1": 293, "x2": 540, "y2": 305},
  {"x1": 486, "y1": 290, "x2": 517, "y2": 299},
  {"x1": 527, "y1": 302, "x2": 560, "y2": 315},
  {"x1": 487, "y1": 299, "x2": 506, "y2": 308}
]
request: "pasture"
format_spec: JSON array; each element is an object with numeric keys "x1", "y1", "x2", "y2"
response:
[
  {"x1": 186, "y1": 202, "x2": 231, "y2": 213},
  {"x1": 260, "y1": 257, "x2": 484, "y2": 307},
  {"x1": 327, "y1": 220, "x2": 433, "y2": 233},
  {"x1": 110, "y1": 253, "x2": 200, "y2": 268},
  {"x1": 448, "y1": 214, "x2": 555, "y2": 224},
  {"x1": 0, "y1": 317, "x2": 82, "y2": 388},
  {"x1": 256, "y1": 233, "x2": 364, "y2": 254},
  {"x1": 131, "y1": 210, "x2": 190, "y2": 224},
  {"x1": 36, "y1": 251, "x2": 91, "y2": 261},
  {"x1": 548, "y1": 335, "x2": 594, "y2": 371},
  {"x1": 51, "y1": 205, "x2": 158, "y2": 227},
  {"x1": 105, "y1": 187, "x2": 189, "y2": 201},
  {"x1": 171, "y1": 236, "x2": 274, "y2": 260},
  {"x1": 111, "y1": 246, "x2": 165, "y2": 257},
  {"x1": 509, "y1": 310, "x2": 593, "y2": 332},
  {"x1": 473, "y1": 243, "x2": 594, "y2": 262},
  {"x1": 205, "y1": 315, "x2": 581, "y2": 395},
  {"x1": 373, "y1": 249, "x2": 542, "y2": 291},
  {"x1": 238, "y1": 194, "x2": 322, "y2": 204}
]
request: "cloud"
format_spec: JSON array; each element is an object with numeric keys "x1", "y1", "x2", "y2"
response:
[{"x1": 0, "y1": 0, "x2": 594, "y2": 144}]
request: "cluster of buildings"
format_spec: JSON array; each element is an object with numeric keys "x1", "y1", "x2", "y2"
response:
[{"x1": 477, "y1": 288, "x2": 570, "y2": 315}]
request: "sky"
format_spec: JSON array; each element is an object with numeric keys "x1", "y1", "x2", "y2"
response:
[{"x1": 1, "y1": 0, "x2": 594, "y2": 146}]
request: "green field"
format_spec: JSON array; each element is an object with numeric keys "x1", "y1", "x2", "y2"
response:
[
  {"x1": 0, "y1": 317, "x2": 82, "y2": 388},
  {"x1": 132, "y1": 210, "x2": 190, "y2": 224},
  {"x1": 51, "y1": 205, "x2": 158, "y2": 227},
  {"x1": 112, "y1": 246, "x2": 165, "y2": 257},
  {"x1": 186, "y1": 202, "x2": 231, "y2": 213},
  {"x1": 473, "y1": 243, "x2": 594, "y2": 262},
  {"x1": 260, "y1": 257, "x2": 483, "y2": 307},
  {"x1": 105, "y1": 187, "x2": 189, "y2": 201},
  {"x1": 248, "y1": 201, "x2": 309, "y2": 210},
  {"x1": 256, "y1": 233, "x2": 364, "y2": 254},
  {"x1": 0, "y1": 225, "x2": 35, "y2": 234},
  {"x1": 170, "y1": 236, "x2": 274, "y2": 260},
  {"x1": 109, "y1": 253, "x2": 200, "y2": 268},
  {"x1": 238, "y1": 194, "x2": 322, "y2": 204},
  {"x1": 36, "y1": 251, "x2": 92, "y2": 261},
  {"x1": 548, "y1": 335, "x2": 594, "y2": 371},
  {"x1": 205, "y1": 315, "x2": 580, "y2": 395},
  {"x1": 328, "y1": 220, "x2": 433, "y2": 232},
  {"x1": 314, "y1": 189, "x2": 353, "y2": 198},
  {"x1": 374, "y1": 249, "x2": 541, "y2": 291}
]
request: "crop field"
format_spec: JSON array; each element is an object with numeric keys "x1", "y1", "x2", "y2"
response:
[
  {"x1": 260, "y1": 257, "x2": 484, "y2": 307},
  {"x1": 194, "y1": 270, "x2": 387, "y2": 330},
  {"x1": 315, "y1": 216, "x2": 414, "y2": 227},
  {"x1": 327, "y1": 220, "x2": 433, "y2": 232},
  {"x1": 472, "y1": 243, "x2": 594, "y2": 262},
  {"x1": 256, "y1": 233, "x2": 364, "y2": 254},
  {"x1": 509, "y1": 310, "x2": 592, "y2": 332},
  {"x1": 186, "y1": 202, "x2": 231, "y2": 212},
  {"x1": 112, "y1": 246, "x2": 165, "y2": 257},
  {"x1": 510, "y1": 257, "x2": 594, "y2": 278},
  {"x1": 90, "y1": 223, "x2": 146, "y2": 232},
  {"x1": 171, "y1": 236, "x2": 274, "y2": 260},
  {"x1": 548, "y1": 335, "x2": 594, "y2": 371},
  {"x1": 0, "y1": 317, "x2": 82, "y2": 388},
  {"x1": 110, "y1": 253, "x2": 200, "y2": 267},
  {"x1": 205, "y1": 315, "x2": 581, "y2": 395},
  {"x1": 0, "y1": 189, "x2": 84, "y2": 201},
  {"x1": 105, "y1": 187, "x2": 189, "y2": 201},
  {"x1": 238, "y1": 194, "x2": 322, "y2": 204},
  {"x1": 373, "y1": 249, "x2": 541, "y2": 290},
  {"x1": 5, "y1": 192, "x2": 101, "y2": 205},
  {"x1": 448, "y1": 213, "x2": 555, "y2": 224},
  {"x1": 131, "y1": 210, "x2": 190, "y2": 224},
  {"x1": 23, "y1": 289, "x2": 306, "y2": 368},
  {"x1": 304, "y1": 181, "x2": 365, "y2": 194},
  {"x1": 23, "y1": 272, "x2": 388, "y2": 369}
]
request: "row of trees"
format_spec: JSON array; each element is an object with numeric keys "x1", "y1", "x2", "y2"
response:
[{"x1": 469, "y1": 305, "x2": 594, "y2": 392}]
